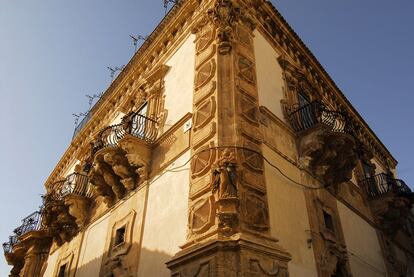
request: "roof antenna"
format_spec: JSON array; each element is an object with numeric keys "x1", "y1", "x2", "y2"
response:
[
  {"x1": 129, "y1": 34, "x2": 148, "y2": 53},
  {"x1": 163, "y1": 0, "x2": 178, "y2": 15},
  {"x1": 107, "y1": 66, "x2": 124, "y2": 82}
]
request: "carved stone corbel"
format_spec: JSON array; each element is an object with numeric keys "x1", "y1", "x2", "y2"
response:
[
  {"x1": 298, "y1": 127, "x2": 357, "y2": 186},
  {"x1": 92, "y1": 152, "x2": 126, "y2": 200},
  {"x1": 370, "y1": 196, "x2": 413, "y2": 237},
  {"x1": 104, "y1": 147, "x2": 138, "y2": 191},
  {"x1": 88, "y1": 165, "x2": 116, "y2": 207},
  {"x1": 64, "y1": 194, "x2": 91, "y2": 229},
  {"x1": 118, "y1": 136, "x2": 150, "y2": 183},
  {"x1": 41, "y1": 201, "x2": 78, "y2": 246}
]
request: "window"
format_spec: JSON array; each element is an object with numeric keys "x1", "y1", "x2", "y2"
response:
[
  {"x1": 114, "y1": 226, "x2": 126, "y2": 246},
  {"x1": 323, "y1": 211, "x2": 335, "y2": 233},
  {"x1": 298, "y1": 91, "x2": 310, "y2": 108},
  {"x1": 362, "y1": 161, "x2": 374, "y2": 178},
  {"x1": 131, "y1": 102, "x2": 148, "y2": 138},
  {"x1": 57, "y1": 264, "x2": 66, "y2": 277}
]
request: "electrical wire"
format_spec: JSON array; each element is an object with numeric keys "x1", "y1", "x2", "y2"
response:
[{"x1": 150, "y1": 145, "x2": 324, "y2": 190}]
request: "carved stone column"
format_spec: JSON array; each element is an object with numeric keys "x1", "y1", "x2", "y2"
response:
[
  {"x1": 167, "y1": 0, "x2": 291, "y2": 275},
  {"x1": 18, "y1": 231, "x2": 52, "y2": 277}
]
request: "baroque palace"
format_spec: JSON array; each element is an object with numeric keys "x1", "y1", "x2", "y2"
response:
[{"x1": 3, "y1": 0, "x2": 414, "y2": 276}]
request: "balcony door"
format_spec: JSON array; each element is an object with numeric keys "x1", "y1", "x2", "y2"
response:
[
  {"x1": 297, "y1": 91, "x2": 314, "y2": 130},
  {"x1": 362, "y1": 161, "x2": 378, "y2": 195},
  {"x1": 131, "y1": 102, "x2": 148, "y2": 139}
]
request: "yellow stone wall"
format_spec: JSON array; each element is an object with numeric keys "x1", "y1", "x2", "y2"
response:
[
  {"x1": 164, "y1": 34, "x2": 195, "y2": 132},
  {"x1": 254, "y1": 30, "x2": 285, "y2": 122},
  {"x1": 42, "y1": 33, "x2": 194, "y2": 276},
  {"x1": 337, "y1": 201, "x2": 387, "y2": 276},
  {"x1": 263, "y1": 145, "x2": 318, "y2": 277}
]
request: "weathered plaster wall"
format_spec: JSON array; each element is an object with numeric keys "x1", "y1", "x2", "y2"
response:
[
  {"x1": 263, "y1": 145, "x2": 318, "y2": 277},
  {"x1": 253, "y1": 30, "x2": 285, "y2": 122},
  {"x1": 164, "y1": 34, "x2": 195, "y2": 131},
  {"x1": 43, "y1": 233, "x2": 83, "y2": 277},
  {"x1": 337, "y1": 201, "x2": 387, "y2": 276},
  {"x1": 138, "y1": 151, "x2": 190, "y2": 277},
  {"x1": 43, "y1": 247, "x2": 60, "y2": 277},
  {"x1": 76, "y1": 214, "x2": 110, "y2": 276}
]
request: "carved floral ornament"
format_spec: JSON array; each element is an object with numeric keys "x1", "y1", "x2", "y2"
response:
[{"x1": 207, "y1": 0, "x2": 256, "y2": 55}]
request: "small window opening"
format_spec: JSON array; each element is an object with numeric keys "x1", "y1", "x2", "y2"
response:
[
  {"x1": 57, "y1": 264, "x2": 66, "y2": 277},
  {"x1": 323, "y1": 211, "x2": 335, "y2": 233},
  {"x1": 115, "y1": 226, "x2": 126, "y2": 246}
]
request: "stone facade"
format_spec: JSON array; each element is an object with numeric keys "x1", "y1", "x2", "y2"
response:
[{"x1": 3, "y1": 0, "x2": 414, "y2": 277}]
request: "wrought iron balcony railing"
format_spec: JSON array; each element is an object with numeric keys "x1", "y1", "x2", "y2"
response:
[
  {"x1": 2, "y1": 235, "x2": 18, "y2": 254},
  {"x1": 47, "y1": 173, "x2": 92, "y2": 201},
  {"x1": 288, "y1": 101, "x2": 352, "y2": 134},
  {"x1": 360, "y1": 173, "x2": 412, "y2": 199},
  {"x1": 92, "y1": 113, "x2": 158, "y2": 154},
  {"x1": 2, "y1": 211, "x2": 42, "y2": 254},
  {"x1": 13, "y1": 211, "x2": 42, "y2": 236}
]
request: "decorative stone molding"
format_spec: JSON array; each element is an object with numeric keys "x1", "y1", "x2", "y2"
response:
[
  {"x1": 167, "y1": 237, "x2": 291, "y2": 277},
  {"x1": 45, "y1": 0, "x2": 194, "y2": 187},
  {"x1": 207, "y1": 0, "x2": 255, "y2": 55},
  {"x1": 100, "y1": 211, "x2": 136, "y2": 277},
  {"x1": 298, "y1": 126, "x2": 357, "y2": 186},
  {"x1": 370, "y1": 195, "x2": 413, "y2": 237},
  {"x1": 64, "y1": 194, "x2": 91, "y2": 229},
  {"x1": 19, "y1": 232, "x2": 52, "y2": 277},
  {"x1": 303, "y1": 190, "x2": 353, "y2": 277},
  {"x1": 41, "y1": 199, "x2": 78, "y2": 246},
  {"x1": 169, "y1": 3, "x2": 291, "y2": 275}
]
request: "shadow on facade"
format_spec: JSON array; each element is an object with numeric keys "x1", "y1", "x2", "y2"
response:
[{"x1": 46, "y1": 243, "x2": 173, "y2": 277}]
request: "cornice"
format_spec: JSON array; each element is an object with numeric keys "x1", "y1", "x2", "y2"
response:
[
  {"x1": 44, "y1": 0, "x2": 199, "y2": 188},
  {"x1": 251, "y1": 0, "x2": 397, "y2": 168},
  {"x1": 44, "y1": 0, "x2": 397, "y2": 190}
]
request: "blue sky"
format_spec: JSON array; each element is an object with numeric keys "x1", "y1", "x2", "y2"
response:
[{"x1": 0, "y1": 0, "x2": 413, "y2": 275}]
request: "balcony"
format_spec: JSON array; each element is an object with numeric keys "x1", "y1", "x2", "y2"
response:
[
  {"x1": 2, "y1": 235, "x2": 19, "y2": 254},
  {"x1": 42, "y1": 173, "x2": 93, "y2": 244},
  {"x1": 288, "y1": 101, "x2": 352, "y2": 134},
  {"x1": 48, "y1": 173, "x2": 93, "y2": 200},
  {"x1": 360, "y1": 173, "x2": 412, "y2": 199},
  {"x1": 92, "y1": 113, "x2": 158, "y2": 154},
  {"x1": 287, "y1": 101, "x2": 357, "y2": 186},
  {"x1": 88, "y1": 112, "x2": 157, "y2": 206},
  {"x1": 2, "y1": 211, "x2": 42, "y2": 253},
  {"x1": 2, "y1": 211, "x2": 46, "y2": 276},
  {"x1": 359, "y1": 173, "x2": 414, "y2": 236}
]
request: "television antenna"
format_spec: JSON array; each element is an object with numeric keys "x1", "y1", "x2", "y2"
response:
[
  {"x1": 163, "y1": 0, "x2": 179, "y2": 14},
  {"x1": 107, "y1": 66, "x2": 124, "y2": 81},
  {"x1": 129, "y1": 34, "x2": 148, "y2": 52}
]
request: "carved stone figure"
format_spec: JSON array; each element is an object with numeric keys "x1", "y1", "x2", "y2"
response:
[
  {"x1": 104, "y1": 148, "x2": 137, "y2": 191},
  {"x1": 119, "y1": 138, "x2": 149, "y2": 182},
  {"x1": 88, "y1": 167, "x2": 115, "y2": 206},
  {"x1": 41, "y1": 201, "x2": 77, "y2": 246},
  {"x1": 370, "y1": 195, "x2": 413, "y2": 237},
  {"x1": 64, "y1": 194, "x2": 91, "y2": 228},
  {"x1": 208, "y1": 0, "x2": 239, "y2": 55},
  {"x1": 93, "y1": 154, "x2": 126, "y2": 200},
  {"x1": 211, "y1": 150, "x2": 237, "y2": 199},
  {"x1": 299, "y1": 128, "x2": 357, "y2": 186}
]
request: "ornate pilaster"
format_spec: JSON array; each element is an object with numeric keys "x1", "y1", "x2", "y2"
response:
[
  {"x1": 18, "y1": 231, "x2": 52, "y2": 277},
  {"x1": 167, "y1": 0, "x2": 291, "y2": 275}
]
